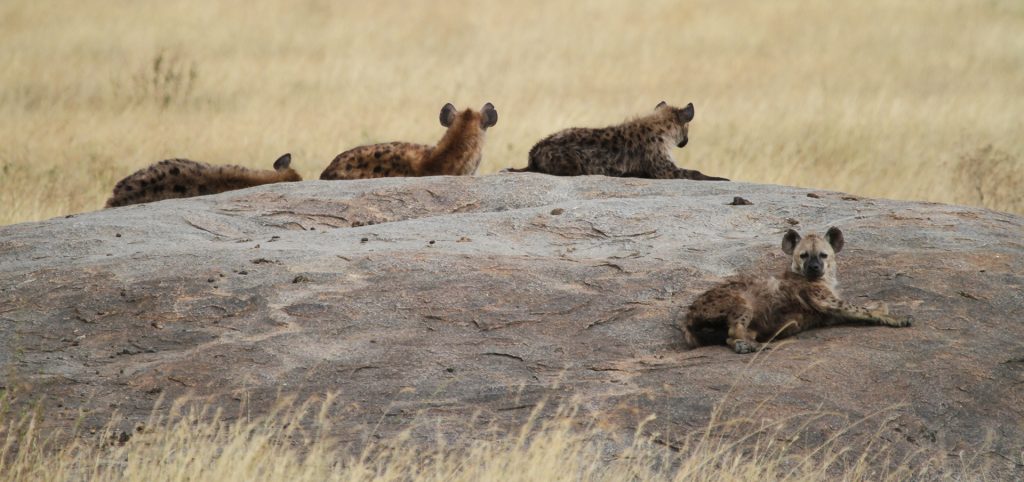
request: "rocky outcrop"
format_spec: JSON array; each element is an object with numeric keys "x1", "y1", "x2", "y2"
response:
[{"x1": 1, "y1": 174, "x2": 1022, "y2": 475}]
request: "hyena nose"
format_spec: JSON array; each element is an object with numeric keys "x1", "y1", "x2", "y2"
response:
[
  {"x1": 805, "y1": 260, "x2": 823, "y2": 276},
  {"x1": 677, "y1": 136, "x2": 688, "y2": 148}
]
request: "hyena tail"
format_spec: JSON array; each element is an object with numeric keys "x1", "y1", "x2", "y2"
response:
[
  {"x1": 502, "y1": 166, "x2": 532, "y2": 173},
  {"x1": 675, "y1": 168, "x2": 729, "y2": 181},
  {"x1": 682, "y1": 313, "x2": 730, "y2": 348},
  {"x1": 682, "y1": 312, "x2": 711, "y2": 348},
  {"x1": 683, "y1": 324, "x2": 703, "y2": 348}
]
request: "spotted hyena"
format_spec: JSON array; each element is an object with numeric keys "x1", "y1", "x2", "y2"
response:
[
  {"x1": 105, "y1": 153, "x2": 301, "y2": 208},
  {"x1": 507, "y1": 102, "x2": 727, "y2": 180},
  {"x1": 320, "y1": 103, "x2": 498, "y2": 180},
  {"x1": 682, "y1": 227, "x2": 911, "y2": 353}
]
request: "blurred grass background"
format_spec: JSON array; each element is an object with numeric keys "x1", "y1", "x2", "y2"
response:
[{"x1": 1, "y1": 0, "x2": 1022, "y2": 225}]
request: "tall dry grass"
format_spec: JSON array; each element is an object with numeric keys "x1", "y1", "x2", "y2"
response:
[
  {"x1": 1, "y1": 0, "x2": 1022, "y2": 225},
  {"x1": 1, "y1": 392, "x2": 977, "y2": 482}
]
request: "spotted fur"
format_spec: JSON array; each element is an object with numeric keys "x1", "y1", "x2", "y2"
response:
[
  {"x1": 105, "y1": 153, "x2": 301, "y2": 208},
  {"x1": 320, "y1": 103, "x2": 498, "y2": 180},
  {"x1": 508, "y1": 102, "x2": 726, "y2": 180},
  {"x1": 682, "y1": 227, "x2": 911, "y2": 354}
]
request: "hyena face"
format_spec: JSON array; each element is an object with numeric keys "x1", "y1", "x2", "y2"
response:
[
  {"x1": 655, "y1": 101, "x2": 695, "y2": 148},
  {"x1": 782, "y1": 227, "x2": 845, "y2": 281}
]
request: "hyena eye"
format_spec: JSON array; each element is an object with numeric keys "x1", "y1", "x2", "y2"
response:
[
  {"x1": 820, "y1": 253, "x2": 828, "y2": 258},
  {"x1": 799, "y1": 253, "x2": 809, "y2": 259}
]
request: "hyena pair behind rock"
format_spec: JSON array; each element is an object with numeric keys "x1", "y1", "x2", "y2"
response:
[
  {"x1": 682, "y1": 228, "x2": 912, "y2": 354},
  {"x1": 105, "y1": 102, "x2": 497, "y2": 207},
  {"x1": 323, "y1": 100, "x2": 718, "y2": 182},
  {"x1": 509, "y1": 101, "x2": 727, "y2": 181}
]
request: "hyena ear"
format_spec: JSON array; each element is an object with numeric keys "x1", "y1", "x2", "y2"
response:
[
  {"x1": 655, "y1": 101, "x2": 668, "y2": 110},
  {"x1": 439, "y1": 103, "x2": 457, "y2": 127},
  {"x1": 825, "y1": 227, "x2": 845, "y2": 253},
  {"x1": 480, "y1": 102, "x2": 498, "y2": 128},
  {"x1": 273, "y1": 153, "x2": 292, "y2": 171},
  {"x1": 678, "y1": 102, "x2": 695, "y2": 123},
  {"x1": 782, "y1": 229, "x2": 801, "y2": 255}
]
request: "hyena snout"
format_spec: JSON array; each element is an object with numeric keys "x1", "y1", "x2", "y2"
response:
[
  {"x1": 677, "y1": 136, "x2": 688, "y2": 148},
  {"x1": 803, "y1": 258, "x2": 824, "y2": 279}
]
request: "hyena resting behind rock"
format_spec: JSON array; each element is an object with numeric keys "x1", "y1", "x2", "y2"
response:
[
  {"x1": 682, "y1": 227, "x2": 911, "y2": 354},
  {"x1": 105, "y1": 153, "x2": 301, "y2": 208},
  {"x1": 508, "y1": 101, "x2": 727, "y2": 180},
  {"x1": 319, "y1": 103, "x2": 498, "y2": 180}
]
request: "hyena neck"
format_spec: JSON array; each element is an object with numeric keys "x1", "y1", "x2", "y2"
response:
[
  {"x1": 228, "y1": 167, "x2": 300, "y2": 186},
  {"x1": 272, "y1": 169, "x2": 302, "y2": 183},
  {"x1": 782, "y1": 269, "x2": 839, "y2": 291},
  {"x1": 421, "y1": 115, "x2": 485, "y2": 176},
  {"x1": 630, "y1": 116, "x2": 679, "y2": 150}
]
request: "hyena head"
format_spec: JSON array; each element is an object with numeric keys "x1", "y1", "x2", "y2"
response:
[
  {"x1": 439, "y1": 102, "x2": 499, "y2": 131},
  {"x1": 272, "y1": 153, "x2": 302, "y2": 182},
  {"x1": 655, "y1": 101, "x2": 695, "y2": 148},
  {"x1": 781, "y1": 227, "x2": 845, "y2": 282}
]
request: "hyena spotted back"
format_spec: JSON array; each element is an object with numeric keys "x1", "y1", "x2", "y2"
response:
[
  {"x1": 508, "y1": 102, "x2": 727, "y2": 180},
  {"x1": 320, "y1": 103, "x2": 498, "y2": 180},
  {"x1": 105, "y1": 153, "x2": 301, "y2": 208},
  {"x1": 682, "y1": 227, "x2": 911, "y2": 354}
]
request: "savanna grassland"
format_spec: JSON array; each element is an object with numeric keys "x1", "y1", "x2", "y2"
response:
[
  {"x1": 1, "y1": 1, "x2": 1022, "y2": 480},
  {"x1": 1, "y1": 0, "x2": 1023, "y2": 226}
]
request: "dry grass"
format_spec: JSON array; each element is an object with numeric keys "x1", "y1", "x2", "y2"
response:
[
  {"x1": 1, "y1": 0, "x2": 1022, "y2": 225},
  {"x1": 1, "y1": 392, "x2": 978, "y2": 482}
]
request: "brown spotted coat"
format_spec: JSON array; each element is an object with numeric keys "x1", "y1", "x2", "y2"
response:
[
  {"x1": 509, "y1": 102, "x2": 727, "y2": 180},
  {"x1": 320, "y1": 103, "x2": 498, "y2": 180},
  {"x1": 105, "y1": 154, "x2": 301, "y2": 208}
]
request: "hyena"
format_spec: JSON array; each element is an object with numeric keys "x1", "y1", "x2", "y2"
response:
[
  {"x1": 105, "y1": 153, "x2": 301, "y2": 208},
  {"x1": 319, "y1": 103, "x2": 498, "y2": 180},
  {"x1": 507, "y1": 101, "x2": 727, "y2": 180},
  {"x1": 682, "y1": 227, "x2": 911, "y2": 354}
]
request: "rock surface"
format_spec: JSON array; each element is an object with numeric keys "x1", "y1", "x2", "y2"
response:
[{"x1": 1, "y1": 174, "x2": 1022, "y2": 475}]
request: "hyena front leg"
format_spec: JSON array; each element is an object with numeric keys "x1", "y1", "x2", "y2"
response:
[
  {"x1": 725, "y1": 300, "x2": 764, "y2": 354},
  {"x1": 645, "y1": 157, "x2": 679, "y2": 180},
  {"x1": 673, "y1": 168, "x2": 730, "y2": 181},
  {"x1": 644, "y1": 155, "x2": 729, "y2": 181},
  {"x1": 816, "y1": 296, "x2": 912, "y2": 327},
  {"x1": 644, "y1": 153, "x2": 728, "y2": 181}
]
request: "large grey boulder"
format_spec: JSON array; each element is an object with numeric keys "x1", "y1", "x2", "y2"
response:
[{"x1": 1, "y1": 174, "x2": 1021, "y2": 475}]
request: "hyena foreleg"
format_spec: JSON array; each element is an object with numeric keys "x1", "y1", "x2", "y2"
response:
[
  {"x1": 674, "y1": 168, "x2": 729, "y2": 181},
  {"x1": 816, "y1": 297, "x2": 912, "y2": 327},
  {"x1": 724, "y1": 300, "x2": 763, "y2": 354}
]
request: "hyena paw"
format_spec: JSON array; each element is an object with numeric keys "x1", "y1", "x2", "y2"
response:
[
  {"x1": 732, "y1": 339, "x2": 762, "y2": 354},
  {"x1": 890, "y1": 315, "x2": 913, "y2": 327}
]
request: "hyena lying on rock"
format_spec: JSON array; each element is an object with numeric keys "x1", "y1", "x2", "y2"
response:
[
  {"x1": 105, "y1": 153, "x2": 301, "y2": 208},
  {"x1": 507, "y1": 101, "x2": 727, "y2": 180},
  {"x1": 319, "y1": 103, "x2": 498, "y2": 180},
  {"x1": 682, "y1": 227, "x2": 911, "y2": 354}
]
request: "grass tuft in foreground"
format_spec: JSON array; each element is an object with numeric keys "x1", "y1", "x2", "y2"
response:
[{"x1": 0, "y1": 391, "x2": 984, "y2": 481}]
